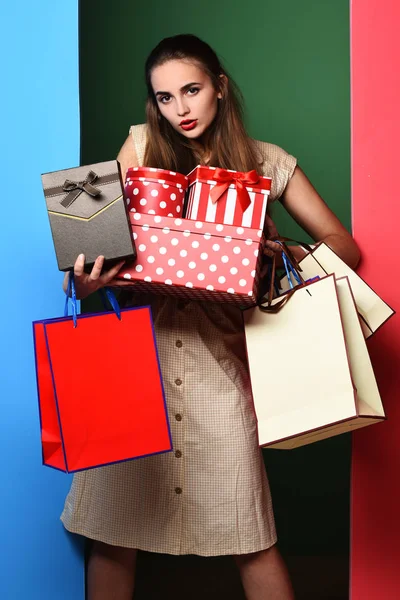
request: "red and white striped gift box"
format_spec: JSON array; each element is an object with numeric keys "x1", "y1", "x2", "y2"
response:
[
  {"x1": 125, "y1": 167, "x2": 188, "y2": 217},
  {"x1": 185, "y1": 165, "x2": 271, "y2": 229}
]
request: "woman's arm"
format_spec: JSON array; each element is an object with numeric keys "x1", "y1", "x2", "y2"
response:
[
  {"x1": 279, "y1": 166, "x2": 360, "y2": 268},
  {"x1": 62, "y1": 134, "x2": 140, "y2": 299}
]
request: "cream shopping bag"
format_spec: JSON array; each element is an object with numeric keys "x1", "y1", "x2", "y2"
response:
[
  {"x1": 280, "y1": 242, "x2": 394, "y2": 338},
  {"x1": 243, "y1": 274, "x2": 385, "y2": 449}
]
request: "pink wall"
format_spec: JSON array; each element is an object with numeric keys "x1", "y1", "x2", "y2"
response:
[{"x1": 351, "y1": 1, "x2": 400, "y2": 597}]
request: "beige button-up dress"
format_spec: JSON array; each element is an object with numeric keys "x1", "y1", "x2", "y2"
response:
[{"x1": 61, "y1": 124, "x2": 297, "y2": 556}]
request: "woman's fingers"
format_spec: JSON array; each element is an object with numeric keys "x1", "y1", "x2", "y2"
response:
[
  {"x1": 72, "y1": 255, "x2": 126, "y2": 296},
  {"x1": 74, "y1": 253, "x2": 85, "y2": 278},
  {"x1": 88, "y1": 255, "x2": 105, "y2": 282},
  {"x1": 108, "y1": 278, "x2": 136, "y2": 287},
  {"x1": 263, "y1": 248, "x2": 274, "y2": 258},
  {"x1": 264, "y1": 240, "x2": 282, "y2": 256},
  {"x1": 101, "y1": 260, "x2": 126, "y2": 285}
]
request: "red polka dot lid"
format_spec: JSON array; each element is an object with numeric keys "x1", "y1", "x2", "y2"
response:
[{"x1": 125, "y1": 167, "x2": 189, "y2": 218}]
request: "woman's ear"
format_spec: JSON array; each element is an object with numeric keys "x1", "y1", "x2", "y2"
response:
[{"x1": 218, "y1": 74, "x2": 228, "y2": 99}]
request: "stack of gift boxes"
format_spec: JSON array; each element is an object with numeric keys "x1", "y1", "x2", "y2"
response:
[{"x1": 118, "y1": 165, "x2": 272, "y2": 307}]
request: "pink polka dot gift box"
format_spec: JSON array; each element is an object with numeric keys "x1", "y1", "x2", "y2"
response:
[
  {"x1": 186, "y1": 166, "x2": 271, "y2": 229},
  {"x1": 116, "y1": 213, "x2": 266, "y2": 307},
  {"x1": 125, "y1": 167, "x2": 188, "y2": 217}
]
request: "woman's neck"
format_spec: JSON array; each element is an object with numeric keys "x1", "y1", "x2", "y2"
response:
[{"x1": 190, "y1": 133, "x2": 211, "y2": 165}]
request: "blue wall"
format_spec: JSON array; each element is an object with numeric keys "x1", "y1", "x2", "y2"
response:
[{"x1": 0, "y1": 2, "x2": 84, "y2": 598}]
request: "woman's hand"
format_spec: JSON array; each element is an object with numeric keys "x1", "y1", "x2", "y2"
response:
[
  {"x1": 259, "y1": 215, "x2": 283, "y2": 280},
  {"x1": 263, "y1": 214, "x2": 282, "y2": 258},
  {"x1": 63, "y1": 254, "x2": 126, "y2": 300}
]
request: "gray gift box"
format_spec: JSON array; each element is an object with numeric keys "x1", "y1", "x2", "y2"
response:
[{"x1": 41, "y1": 160, "x2": 136, "y2": 271}]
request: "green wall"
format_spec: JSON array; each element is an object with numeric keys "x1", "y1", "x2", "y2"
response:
[{"x1": 80, "y1": 0, "x2": 351, "y2": 557}]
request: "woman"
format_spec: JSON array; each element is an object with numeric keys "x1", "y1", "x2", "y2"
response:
[{"x1": 61, "y1": 34, "x2": 360, "y2": 600}]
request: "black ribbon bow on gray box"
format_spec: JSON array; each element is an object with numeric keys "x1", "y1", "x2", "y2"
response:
[{"x1": 61, "y1": 170, "x2": 101, "y2": 208}]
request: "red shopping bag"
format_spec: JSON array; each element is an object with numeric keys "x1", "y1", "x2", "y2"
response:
[{"x1": 33, "y1": 281, "x2": 172, "y2": 473}]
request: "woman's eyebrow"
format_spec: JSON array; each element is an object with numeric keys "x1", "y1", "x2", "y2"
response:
[
  {"x1": 181, "y1": 81, "x2": 202, "y2": 92},
  {"x1": 155, "y1": 82, "x2": 202, "y2": 96}
]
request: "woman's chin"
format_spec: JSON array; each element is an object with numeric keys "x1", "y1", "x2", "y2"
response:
[{"x1": 180, "y1": 128, "x2": 202, "y2": 139}]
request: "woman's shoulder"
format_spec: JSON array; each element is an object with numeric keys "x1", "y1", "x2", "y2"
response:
[
  {"x1": 128, "y1": 124, "x2": 148, "y2": 166},
  {"x1": 252, "y1": 138, "x2": 297, "y2": 201},
  {"x1": 129, "y1": 123, "x2": 148, "y2": 145},
  {"x1": 252, "y1": 138, "x2": 296, "y2": 172}
]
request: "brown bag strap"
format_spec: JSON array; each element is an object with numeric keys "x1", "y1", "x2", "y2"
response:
[
  {"x1": 276, "y1": 236, "x2": 317, "y2": 254},
  {"x1": 257, "y1": 238, "x2": 309, "y2": 314}
]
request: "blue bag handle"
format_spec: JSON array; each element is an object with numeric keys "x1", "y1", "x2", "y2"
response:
[
  {"x1": 257, "y1": 239, "x2": 311, "y2": 313},
  {"x1": 64, "y1": 272, "x2": 78, "y2": 327},
  {"x1": 64, "y1": 272, "x2": 121, "y2": 328},
  {"x1": 99, "y1": 287, "x2": 121, "y2": 319},
  {"x1": 275, "y1": 241, "x2": 302, "y2": 289},
  {"x1": 274, "y1": 240, "x2": 319, "y2": 289}
]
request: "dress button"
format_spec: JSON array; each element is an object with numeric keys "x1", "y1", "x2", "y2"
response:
[
  {"x1": 175, "y1": 487, "x2": 183, "y2": 494},
  {"x1": 175, "y1": 340, "x2": 183, "y2": 348},
  {"x1": 175, "y1": 450, "x2": 182, "y2": 458},
  {"x1": 175, "y1": 378, "x2": 182, "y2": 386},
  {"x1": 175, "y1": 413, "x2": 182, "y2": 421}
]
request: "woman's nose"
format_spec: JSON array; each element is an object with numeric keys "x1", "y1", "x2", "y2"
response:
[{"x1": 176, "y1": 97, "x2": 189, "y2": 117}]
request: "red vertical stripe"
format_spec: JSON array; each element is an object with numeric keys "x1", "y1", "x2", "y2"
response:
[
  {"x1": 232, "y1": 188, "x2": 245, "y2": 226},
  {"x1": 251, "y1": 192, "x2": 264, "y2": 230},
  {"x1": 351, "y1": 2, "x2": 400, "y2": 598},
  {"x1": 215, "y1": 189, "x2": 228, "y2": 223}
]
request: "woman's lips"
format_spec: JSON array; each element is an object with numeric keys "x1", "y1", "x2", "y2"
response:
[{"x1": 180, "y1": 119, "x2": 198, "y2": 131}]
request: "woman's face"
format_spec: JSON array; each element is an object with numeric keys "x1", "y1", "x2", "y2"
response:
[{"x1": 151, "y1": 59, "x2": 222, "y2": 140}]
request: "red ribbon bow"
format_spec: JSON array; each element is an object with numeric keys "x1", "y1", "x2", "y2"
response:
[{"x1": 210, "y1": 168, "x2": 260, "y2": 214}]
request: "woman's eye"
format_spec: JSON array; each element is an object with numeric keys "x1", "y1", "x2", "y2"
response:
[
  {"x1": 187, "y1": 87, "x2": 200, "y2": 96},
  {"x1": 159, "y1": 95, "x2": 171, "y2": 104}
]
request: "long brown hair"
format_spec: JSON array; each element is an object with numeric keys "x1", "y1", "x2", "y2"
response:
[{"x1": 143, "y1": 34, "x2": 261, "y2": 175}]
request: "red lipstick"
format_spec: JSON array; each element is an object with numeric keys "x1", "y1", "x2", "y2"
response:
[{"x1": 180, "y1": 119, "x2": 198, "y2": 131}]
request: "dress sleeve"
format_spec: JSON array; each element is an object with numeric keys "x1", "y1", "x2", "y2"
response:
[
  {"x1": 129, "y1": 123, "x2": 148, "y2": 167},
  {"x1": 254, "y1": 140, "x2": 297, "y2": 202}
]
